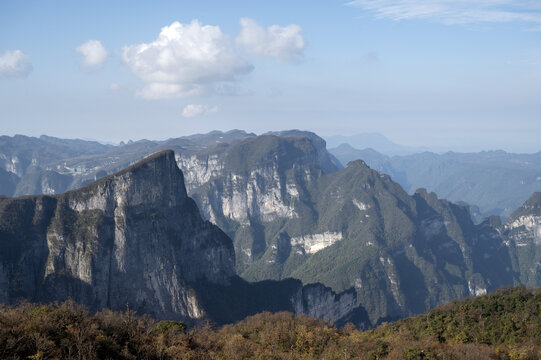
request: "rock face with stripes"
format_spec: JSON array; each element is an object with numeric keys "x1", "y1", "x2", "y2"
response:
[
  {"x1": 178, "y1": 135, "x2": 517, "y2": 325},
  {"x1": 0, "y1": 149, "x2": 371, "y2": 327},
  {"x1": 0, "y1": 150, "x2": 235, "y2": 321},
  {"x1": 0, "y1": 132, "x2": 534, "y2": 327},
  {"x1": 503, "y1": 192, "x2": 541, "y2": 287}
]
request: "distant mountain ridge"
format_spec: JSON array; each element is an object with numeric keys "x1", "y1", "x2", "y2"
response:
[
  {"x1": 329, "y1": 143, "x2": 541, "y2": 219},
  {"x1": 0, "y1": 130, "x2": 255, "y2": 197},
  {"x1": 324, "y1": 133, "x2": 428, "y2": 155}
]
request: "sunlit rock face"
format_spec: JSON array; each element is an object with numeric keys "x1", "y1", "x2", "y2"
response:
[
  {"x1": 0, "y1": 132, "x2": 528, "y2": 327},
  {"x1": 180, "y1": 135, "x2": 516, "y2": 326},
  {"x1": 183, "y1": 134, "x2": 341, "y2": 276},
  {"x1": 290, "y1": 232, "x2": 343, "y2": 254},
  {"x1": 502, "y1": 192, "x2": 541, "y2": 287},
  {"x1": 0, "y1": 150, "x2": 235, "y2": 321},
  {"x1": 0, "y1": 149, "x2": 372, "y2": 327}
]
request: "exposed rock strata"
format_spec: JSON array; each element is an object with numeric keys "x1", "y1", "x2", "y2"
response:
[
  {"x1": 0, "y1": 149, "x2": 368, "y2": 326},
  {"x1": 0, "y1": 150, "x2": 234, "y2": 320},
  {"x1": 503, "y1": 192, "x2": 541, "y2": 286}
]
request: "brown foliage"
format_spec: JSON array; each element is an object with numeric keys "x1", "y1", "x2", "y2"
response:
[{"x1": 1, "y1": 287, "x2": 540, "y2": 359}]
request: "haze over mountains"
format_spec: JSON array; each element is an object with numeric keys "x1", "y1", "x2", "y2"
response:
[
  {"x1": 329, "y1": 143, "x2": 541, "y2": 220},
  {"x1": 324, "y1": 133, "x2": 429, "y2": 156},
  {"x1": 2, "y1": 130, "x2": 540, "y2": 220},
  {"x1": 0, "y1": 130, "x2": 541, "y2": 327}
]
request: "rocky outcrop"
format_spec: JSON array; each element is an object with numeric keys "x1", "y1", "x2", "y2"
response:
[
  {"x1": 169, "y1": 137, "x2": 518, "y2": 325},
  {"x1": 0, "y1": 149, "x2": 373, "y2": 327},
  {"x1": 189, "y1": 276, "x2": 371, "y2": 328},
  {"x1": 291, "y1": 283, "x2": 357, "y2": 323},
  {"x1": 183, "y1": 135, "x2": 338, "y2": 274},
  {"x1": 290, "y1": 232, "x2": 343, "y2": 254},
  {"x1": 233, "y1": 159, "x2": 516, "y2": 324},
  {"x1": 503, "y1": 192, "x2": 541, "y2": 287},
  {"x1": 0, "y1": 150, "x2": 234, "y2": 321},
  {"x1": 0, "y1": 132, "x2": 531, "y2": 327}
]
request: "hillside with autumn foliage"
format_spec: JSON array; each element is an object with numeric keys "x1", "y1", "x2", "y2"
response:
[{"x1": 1, "y1": 286, "x2": 540, "y2": 359}]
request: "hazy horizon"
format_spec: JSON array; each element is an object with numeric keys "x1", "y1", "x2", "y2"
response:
[{"x1": 3, "y1": 129, "x2": 541, "y2": 155}]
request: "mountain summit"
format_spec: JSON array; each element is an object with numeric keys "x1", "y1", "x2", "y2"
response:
[{"x1": 0, "y1": 150, "x2": 235, "y2": 320}]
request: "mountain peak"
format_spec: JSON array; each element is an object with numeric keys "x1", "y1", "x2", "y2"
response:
[
  {"x1": 0, "y1": 148, "x2": 235, "y2": 320},
  {"x1": 59, "y1": 149, "x2": 187, "y2": 214},
  {"x1": 346, "y1": 159, "x2": 370, "y2": 169},
  {"x1": 507, "y1": 192, "x2": 541, "y2": 221},
  {"x1": 524, "y1": 192, "x2": 541, "y2": 207},
  {"x1": 123, "y1": 149, "x2": 175, "y2": 174}
]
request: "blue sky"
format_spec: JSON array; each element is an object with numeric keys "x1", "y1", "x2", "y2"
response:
[{"x1": 0, "y1": 0, "x2": 540, "y2": 152}]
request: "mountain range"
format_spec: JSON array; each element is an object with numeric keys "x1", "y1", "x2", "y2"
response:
[
  {"x1": 0, "y1": 131, "x2": 540, "y2": 327},
  {"x1": 324, "y1": 133, "x2": 428, "y2": 156},
  {"x1": 179, "y1": 135, "x2": 517, "y2": 324},
  {"x1": 0, "y1": 149, "x2": 368, "y2": 327},
  {"x1": 329, "y1": 143, "x2": 541, "y2": 220}
]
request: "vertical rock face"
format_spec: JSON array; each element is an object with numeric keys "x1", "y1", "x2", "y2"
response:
[
  {"x1": 291, "y1": 284, "x2": 358, "y2": 324},
  {"x1": 0, "y1": 150, "x2": 235, "y2": 320},
  {"x1": 503, "y1": 192, "x2": 541, "y2": 287},
  {"x1": 171, "y1": 137, "x2": 518, "y2": 325},
  {"x1": 1, "y1": 133, "x2": 535, "y2": 327},
  {"x1": 202, "y1": 157, "x2": 514, "y2": 325},
  {"x1": 0, "y1": 149, "x2": 364, "y2": 326},
  {"x1": 181, "y1": 135, "x2": 339, "y2": 275}
]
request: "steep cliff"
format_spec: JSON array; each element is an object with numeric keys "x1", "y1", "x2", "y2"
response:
[
  {"x1": 0, "y1": 150, "x2": 235, "y2": 321},
  {"x1": 181, "y1": 134, "x2": 340, "y2": 275},
  {"x1": 258, "y1": 160, "x2": 514, "y2": 324},
  {"x1": 0, "y1": 149, "x2": 371, "y2": 327},
  {"x1": 187, "y1": 150, "x2": 515, "y2": 324},
  {"x1": 0, "y1": 132, "x2": 526, "y2": 326},
  {"x1": 190, "y1": 276, "x2": 370, "y2": 328},
  {"x1": 503, "y1": 192, "x2": 541, "y2": 287}
]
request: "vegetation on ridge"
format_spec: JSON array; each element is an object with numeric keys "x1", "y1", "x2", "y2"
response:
[{"x1": 1, "y1": 286, "x2": 540, "y2": 359}]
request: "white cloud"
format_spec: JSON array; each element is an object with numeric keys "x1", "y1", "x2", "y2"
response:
[
  {"x1": 236, "y1": 18, "x2": 306, "y2": 62},
  {"x1": 75, "y1": 40, "x2": 108, "y2": 68},
  {"x1": 0, "y1": 50, "x2": 32, "y2": 78},
  {"x1": 122, "y1": 20, "x2": 253, "y2": 100},
  {"x1": 110, "y1": 82, "x2": 120, "y2": 91},
  {"x1": 347, "y1": 0, "x2": 541, "y2": 27},
  {"x1": 182, "y1": 104, "x2": 219, "y2": 118}
]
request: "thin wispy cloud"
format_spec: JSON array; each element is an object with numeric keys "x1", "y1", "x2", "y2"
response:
[
  {"x1": 347, "y1": 0, "x2": 541, "y2": 28},
  {"x1": 236, "y1": 18, "x2": 306, "y2": 62}
]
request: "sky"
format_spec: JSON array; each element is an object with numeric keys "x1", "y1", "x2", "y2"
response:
[{"x1": 0, "y1": 0, "x2": 540, "y2": 152}]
